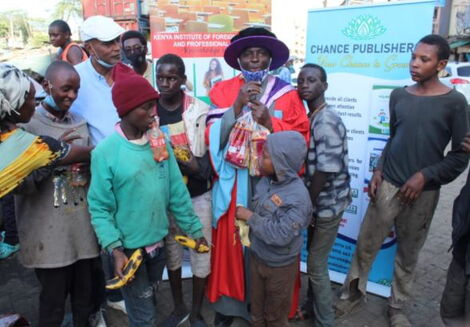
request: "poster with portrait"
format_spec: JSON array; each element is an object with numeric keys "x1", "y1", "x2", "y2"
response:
[{"x1": 150, "y1": 0, "x2": 272, "y2": 103}]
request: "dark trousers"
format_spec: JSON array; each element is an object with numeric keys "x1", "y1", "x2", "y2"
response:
[
  {"x1": 441, "y1": 258, "x2": 470, "y2": 326},
  {"x1": 0, "y1": 194, "x2": 18, "y2": 245},
  {"x1": 34, "y1": 257, "x2": 102, "y2": 327},
  {"x1": 250, "y1": 253, "x2": 297, "y2": 327}
]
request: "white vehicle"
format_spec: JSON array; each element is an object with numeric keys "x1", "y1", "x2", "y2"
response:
[{"x1": 440, "y1": 62, "x2": 470, "y2": 102}]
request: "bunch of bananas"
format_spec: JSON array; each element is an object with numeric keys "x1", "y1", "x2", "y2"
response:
[{"x1": 174, "y1": 147, "x2": 192, "y2": 162}]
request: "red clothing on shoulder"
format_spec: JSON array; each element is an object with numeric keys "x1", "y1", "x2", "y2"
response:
[{"x1": 209, "y1": 75, "x2": 310, "y2": 142}]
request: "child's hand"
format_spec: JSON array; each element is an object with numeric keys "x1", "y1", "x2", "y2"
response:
[
  {"x1": 236, "y1": 206, "x2": 253, "y2": 221},
  {"x1": 112, "y1": 248, "x2": 129, "y2": 279}
]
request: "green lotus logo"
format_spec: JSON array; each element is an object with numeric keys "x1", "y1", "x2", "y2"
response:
[{"x1": 342, "y1": 15, "x2": 386, "y2": 40}]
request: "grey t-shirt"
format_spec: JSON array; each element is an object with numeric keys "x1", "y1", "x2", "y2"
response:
[
  {"x1": 377, "y1": 87, "x2": 469, "y2": 189},
  {"x1": 305, "y1": 106, "x2": 352, "y2": 218}
]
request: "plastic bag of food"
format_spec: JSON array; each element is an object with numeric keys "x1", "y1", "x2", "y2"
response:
[
  {"x1": 147, "y1": 118, "x2": 169, "y2": 162},
  {"x1": 168, "y1": 121, "x2": 192, "y2": 163},
  {"x1": 249, "y1": 123, "x2": 270, "y2": 176},
  {"x1": 225, "y1": 112, "x2": 253, "y2": 168}
]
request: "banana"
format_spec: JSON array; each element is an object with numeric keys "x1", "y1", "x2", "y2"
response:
[
  {"x1": 174, "y1": 235, "x2": 210, "y2": 253},
  {"x1": 106, "y1": 248, "x2": 144, "y2": 290},
  {"x1": 174, "y1": 147, "x2": 191, "y2": 162}
]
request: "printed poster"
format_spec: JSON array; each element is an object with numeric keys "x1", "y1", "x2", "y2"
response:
[{"x1": 150, "y1": 0, "x2": 272, "y2": 103}]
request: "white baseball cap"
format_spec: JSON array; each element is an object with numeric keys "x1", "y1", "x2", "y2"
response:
[{"x1": 80, "y1": 16, "x2": 125, "y2": 42}]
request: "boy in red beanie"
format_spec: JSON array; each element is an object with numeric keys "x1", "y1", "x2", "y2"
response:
[{"x1": 87, "y1": 63, "x2": 208, "y2": 326}]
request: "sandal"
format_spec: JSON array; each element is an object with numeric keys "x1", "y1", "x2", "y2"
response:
[
  {"x1": 289, "y1": 306, "x2": 313, "y2": 321},
  {"x1": 388, "y1": 309, "x2": 411, "y2": 327}
]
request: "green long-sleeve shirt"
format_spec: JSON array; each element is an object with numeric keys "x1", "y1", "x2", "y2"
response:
[{"x1": 88, "y1": 132, "x2": 203, "y2": 250}]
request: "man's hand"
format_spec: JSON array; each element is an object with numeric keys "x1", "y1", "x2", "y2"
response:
[
  {"x1": 234, "y1": 81, "x2": 262, "y2": 115},
  {"x1": 177, "y1": 155, "x2": 199, "y2": 175},
  {"x1": 249, "y1": 99, "x2": 273, "y2": 131},
  {"x1": 399, "y1": 171, "x2": 426, "y2": 205},
  {"x1": 112, "y1": 248, "x2": 128, "y2": 279},
  {"x1": 462, "y1": 132, "x2": 470, "y2": 153},
  {"x1": 368, "y1": 170, "x2": 383, "y2": 202},
  {"x1": 236, "y1": 206, "x2": 253, "y2": 221}
]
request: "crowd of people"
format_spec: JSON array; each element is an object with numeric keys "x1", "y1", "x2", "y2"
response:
[{"x1": 0, "y1": 13, "x2": 469, "y2": 327}]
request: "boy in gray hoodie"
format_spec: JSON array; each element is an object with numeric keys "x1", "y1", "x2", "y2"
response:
[{"x1": 236, "y1": 131, "x2": 313, "y2": 327}]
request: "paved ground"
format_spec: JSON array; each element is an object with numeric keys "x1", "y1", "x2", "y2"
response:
[{"x1": 1, "y1": 169, "x2": 467, "y2": 327}]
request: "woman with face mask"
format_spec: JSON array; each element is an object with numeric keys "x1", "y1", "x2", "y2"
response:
[{"x1": 205, "y1": 27, "x2": 309, "y2": 326}]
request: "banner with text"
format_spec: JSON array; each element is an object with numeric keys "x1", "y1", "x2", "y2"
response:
[
  {"x1": 305, "y1": 0, "x2": 434, "y2": 296},
  {"x1": 150, "y1": 0, "x2": 272, "y2": 103}
]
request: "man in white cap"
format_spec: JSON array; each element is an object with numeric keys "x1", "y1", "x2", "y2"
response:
[
  {"x1": 69, "y1": 15, "x2": 127, "y2": 321},
  {"x1": 70, "y1": 15, "x2": 124, "y2": 146}
]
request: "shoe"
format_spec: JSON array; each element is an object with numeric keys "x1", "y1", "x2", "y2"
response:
[
  {"x1": 334, "y1": 295, "x2": 364, "y2": 318},
  {"x1": 107, "y1": 300, "x2": 127, "y2": 315},
  {"x1": 388, "y1": 308, "x2": 412, "y2": 327},
  {"x1": 89, "y1": 308, "x2": 107, "y2": 327},
  {"x1": 161, "y1": 312, "x2": 190, "y2": 327},
  {"x1": 0, "y1": 241, "x2": 20, "y2": 259}
]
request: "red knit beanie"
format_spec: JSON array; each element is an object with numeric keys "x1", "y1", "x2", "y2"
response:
[{"x1": 111, "y1": 63, "x2": 159, "y2": 118}]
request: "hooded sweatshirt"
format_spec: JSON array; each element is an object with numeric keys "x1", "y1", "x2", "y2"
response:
[{"x1": 248, "y1": 131, "x2": 313, "y2": 267}]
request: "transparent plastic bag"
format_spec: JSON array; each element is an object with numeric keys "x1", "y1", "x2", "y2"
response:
[
  {"x1": 225, "y1": 112, "x2": 254, "y2": 168},
  {"x1": 249, "y1": 123, "x2": 270, "y2": 176}
]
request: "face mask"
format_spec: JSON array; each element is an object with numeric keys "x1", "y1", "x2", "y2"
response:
[
  {"x1": 126, "y1": 52, "x2": 146, "y2": 67},
  {"x1": 43, "y1": 81, "x2": 61, "y2": 112},
  {"x1": 43, "y1": 95, "x2": 61, "y2": 112},
  {"x1": 238, "y1": 58, "x2": 271, "y2": 83},
  {"x1": 90, "y1": 45, "x2": 116, "y2": 69}
]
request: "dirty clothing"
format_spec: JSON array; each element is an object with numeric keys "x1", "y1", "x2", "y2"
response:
[
  {"x1": 250, "y1": 252, "x2": 297, "y2": 327},
  {"x1": 120, "y1": 247, "x2": 166, "y2": 327},
  {"x1": 305, "y1": 106, "x2": 351, "y2": 218},
  {"x1": 88, "y1": 132, "x2": 203, "y2": 251},
  {"x1": 340, "y1": 180, "x2": 439, "y2": 309},
  {"x1": 441, "y1": 258, "x2": 470, "y2": 326},
  {"x1": 16, "y1": 106, "x2": 99, "y2": 268},
  {"x1": 377, "y1": 88, "x2": 468, "y2": 190},
  {"x1": 165, "y1": 191, "x2": 212, "y2": 278},
  {"x1": 248, "y1": 131, "x2": 313, "y2": 267},
  {"x1": 248, "y1": 131, "x2": 312, "y2": 325}
]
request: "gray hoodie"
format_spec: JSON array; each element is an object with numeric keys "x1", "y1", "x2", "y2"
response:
[{"x1": 248, "y1": 131, "x2": 313, "y2": 267}]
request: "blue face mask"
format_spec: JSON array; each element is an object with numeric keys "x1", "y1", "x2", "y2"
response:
[
  {"x1": 43, "y1": 81, "x2": 62, "y2": 112},
  {"x1": 238, "y1": 58, "x2": 271, "y2": 83},
  {"x1": 90, "y1": 45, "x2": 117, "y2": 69},
  {"x1": 43, "y1": 94, "x2": 61, "y2": 112},
  {"x1": 94, "y1": 55, "x2": 116, "y2": 69}
]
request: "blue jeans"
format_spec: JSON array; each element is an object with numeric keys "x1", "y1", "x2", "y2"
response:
[{"x1": 121, "y1": 247, "x2": 166, "y2": 327}]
